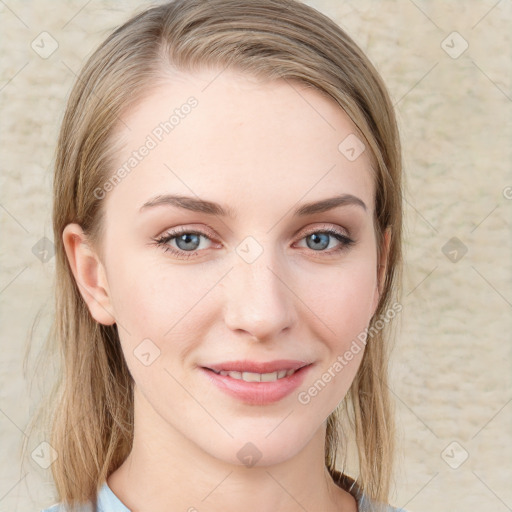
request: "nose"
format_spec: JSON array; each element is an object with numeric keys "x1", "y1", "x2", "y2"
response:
[{"x1": 222, "y1": 246, "x2": 297, "y2": 342}]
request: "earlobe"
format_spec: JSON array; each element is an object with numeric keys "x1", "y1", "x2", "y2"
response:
[{"x1": 62, "y1": 223, "x2": 116, "y2": 325}]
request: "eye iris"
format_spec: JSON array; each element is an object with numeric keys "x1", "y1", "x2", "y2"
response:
[
  {"x1": 307, "y1": 232, "x2": 329, "y2": 251},
  {"x1": 176, "y1": 233, "x2": 200, "y2": 251}
]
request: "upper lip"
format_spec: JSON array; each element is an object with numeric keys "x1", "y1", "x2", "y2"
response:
[{"x1": 204, "y1": 359, "x2": 311, "y2": 374}]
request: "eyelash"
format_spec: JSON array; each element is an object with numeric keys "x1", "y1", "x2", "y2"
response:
[{"x1": 151, "y1": 225, "x2": 355, "y2": 260}]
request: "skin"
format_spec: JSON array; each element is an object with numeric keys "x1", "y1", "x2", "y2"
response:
[{"x1": 63, "y1": 68, "x2": 390, "y2": 512}]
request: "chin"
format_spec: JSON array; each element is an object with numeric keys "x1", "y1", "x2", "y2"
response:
[{"x1": 197, "y1": 427, "x2": 312, "y2": 468}]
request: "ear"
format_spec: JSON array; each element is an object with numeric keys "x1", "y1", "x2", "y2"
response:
[
  {"x1": 371, "y1": 226, "x2": 392, "y2": 316},
  {"x1": 62, "y1": 223, "x2": 116, "y2": 325}
]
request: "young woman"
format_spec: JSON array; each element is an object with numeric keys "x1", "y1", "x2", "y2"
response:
[{"x1": 33, "y1": 0, "x2": 405, "y2": 510}]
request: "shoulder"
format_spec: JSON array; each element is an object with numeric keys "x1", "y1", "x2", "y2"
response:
[
  {"x1": 329, "y1": 469, "x2": 408, "y2": 512},
  {"x1": 358, "y1": 491, "x2": 409, "y2": 512},
  {"x1": 39, "y1": 504, "x2": 94, "y2": 512},
  {"x1": 358, "y1": 493, "x2": 409, "y2": 512},
  {"x1": 39, "y1": 503, "x2": 94, "y2": 512},
  {"x1": 384, "y1": 504, "x2": 409, "y2": 512},
  {"x1": 39, "y1": 481, "x2": 130, "y2": 512}
]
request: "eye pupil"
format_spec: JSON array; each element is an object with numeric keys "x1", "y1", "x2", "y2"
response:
[
  {"x1": 176, "y1": 233, "x2": 200, "y2": 251},
  {"x1": 307, "y1": 232, "x2": 329, "y2": 251}
]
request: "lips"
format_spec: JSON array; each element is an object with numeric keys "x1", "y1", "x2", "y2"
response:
[
  {"x1": 199, "y1": 359, "x2": 313, "y2": 405},
  {"x1": 204, "y1": 359, "x2": 309, "y2": 374},
  {"x1": 211, "y1": 368, "x2": 297, "y2": 383}
]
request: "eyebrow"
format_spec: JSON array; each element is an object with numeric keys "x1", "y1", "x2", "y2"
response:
[{"x1": 139, "y1": 193, "x2": 367, "y2": 218}]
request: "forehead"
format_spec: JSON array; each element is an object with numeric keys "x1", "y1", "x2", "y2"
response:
[{"x1": 105, "y1": 69, "x2": 375, "y2": 222}]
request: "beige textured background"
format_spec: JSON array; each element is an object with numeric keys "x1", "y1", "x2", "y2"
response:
[{"x1": 1, "y1": 1, "x2": 511, "y2": 511}]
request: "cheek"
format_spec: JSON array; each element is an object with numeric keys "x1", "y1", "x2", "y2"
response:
[
  {"x1": 106, "y1": 261, "x2": 201, "y2": 397},
  {"x1": 294, "y1": 258, "x2": 378, "y2": 413},
  {"x1": 301, "y1": 257, "x2": 378, "y2": 337},
  {"x1": 298, "y1": 256, "x2": 377, "y2": 393},
  {"x1": 107, "y1": 252, "x2": 221, "y2": 354},
  {"x1": 108, "y1": 248, "x2": 189, "y2": 324}
]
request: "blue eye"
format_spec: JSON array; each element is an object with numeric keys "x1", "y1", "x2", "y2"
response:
[
  {"x1": 299, "y1": 228, "x2": 354, "y2": 253},
  {"x1": 152, "y1": 226, "x2": 354, "y2": 260},
  {"x1": 153, "y1": 228, "x2": 211, "y2": 259}
]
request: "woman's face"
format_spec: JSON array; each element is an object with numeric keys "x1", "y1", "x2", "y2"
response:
[{"x1": 70, "y1": 69, "x2": 387, "y2": 466}]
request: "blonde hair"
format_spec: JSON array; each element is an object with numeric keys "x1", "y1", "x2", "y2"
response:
[{"x1": 24, "y1": 0, "x2": 402, "y2": 508}]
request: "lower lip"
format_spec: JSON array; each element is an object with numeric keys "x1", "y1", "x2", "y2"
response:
[{"x1": 200, "y1": 365, "x2": 313, "y2": 405}]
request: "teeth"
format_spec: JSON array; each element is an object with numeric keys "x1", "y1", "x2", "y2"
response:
[{"x1": 216, "y1": 369, "x2": 297, "y2": 382}]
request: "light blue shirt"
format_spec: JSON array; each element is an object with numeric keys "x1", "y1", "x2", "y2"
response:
[
  {"x1": 40, "y1": 482, "x2": 129, "y2": 512},
  {"x1": 40, "y1": 480, "x2": 408, "y2": 511}
]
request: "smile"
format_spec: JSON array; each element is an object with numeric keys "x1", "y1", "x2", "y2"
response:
[
  {"x1": 209, "y1": 368, "x2": 298, "y2": 382},
  {"x1": 200, "y1": 363, "x2": 313, "y2": 405}
]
